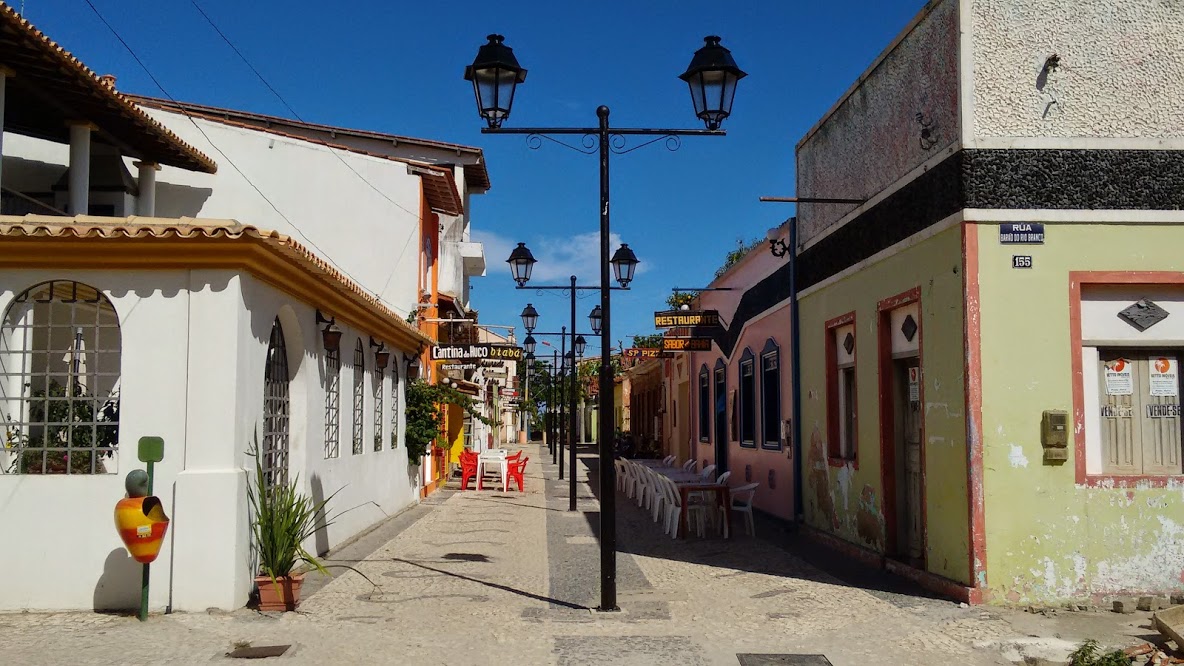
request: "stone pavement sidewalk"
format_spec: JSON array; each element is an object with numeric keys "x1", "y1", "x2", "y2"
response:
[{"x1": 0, "y1": 443, "x2": 1162, "y2": 666}]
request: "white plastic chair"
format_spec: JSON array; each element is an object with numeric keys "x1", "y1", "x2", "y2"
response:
[
  {"x1": 622, "y1": 462, "x2": 638, "y2": 499},
  {"x1": 661, "y1": 477, "x2": 684, "y2": 538},
  {"x1": 663, "y1": 455, "x2": 676, "y2": 467},
  {"x1": 699, "y1": 464, "x2": 717, "y2": 481},
  {"x1": 716, "y1": 471, "x2": 731, "y2": 485},
  {"x1": 615, "y1": 459, "x2": 627, "y2": 493},
  {"x1": 729, "y1": 482, "x2": 759, "y2": 537},
  {"x1": 682, "y1": 459, "x2": 697, "y2": 472}
]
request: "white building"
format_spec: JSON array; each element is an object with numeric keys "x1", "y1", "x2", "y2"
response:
[{"x1": 0, "y1": 5, "x2": 488, "y2": 612}]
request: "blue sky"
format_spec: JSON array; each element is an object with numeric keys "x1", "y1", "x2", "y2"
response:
[{"x1": 27, "y1": 0, "x2": 925, "y2": 356}]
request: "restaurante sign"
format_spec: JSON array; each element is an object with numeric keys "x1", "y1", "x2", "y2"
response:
[{"x1": 653, "y1": 309, "x2": 722, "y2": 328}]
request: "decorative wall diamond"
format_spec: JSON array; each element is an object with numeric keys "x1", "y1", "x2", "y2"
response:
[
  {"x1": 1118, "y1": 299, "x2": 1169, "y2": 332},
  {"x1": 901, "y1": 314, "x2": 918, "y2": 342},
  {"x1": 843, "y1": 332, "x2": 855, "y2": 355}
]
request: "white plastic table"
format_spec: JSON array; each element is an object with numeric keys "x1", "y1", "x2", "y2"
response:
[{"x1": 477, "y1": 450, "x2": 508, "y2": 492}]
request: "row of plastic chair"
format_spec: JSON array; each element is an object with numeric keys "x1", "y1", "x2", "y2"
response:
[{"x1": 615, "y1": 458, "x2": 760, "y2": 538}]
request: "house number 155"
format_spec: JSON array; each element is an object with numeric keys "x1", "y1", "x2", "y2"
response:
[{"x1": 1012, "y1": 255, "x2": 1033, "y2": 269}]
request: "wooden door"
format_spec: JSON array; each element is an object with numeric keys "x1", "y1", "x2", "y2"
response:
[{"x1": 890, "y1": 357, "x2": 924, "y2": 565}]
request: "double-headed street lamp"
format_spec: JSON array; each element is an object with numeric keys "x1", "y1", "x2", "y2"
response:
[
  {"x1": 516, "y1": 277, "x2": 614, "y2": 512},
  {"x1": 467, "y1": 33, "x2": 744, "y2": 612}
]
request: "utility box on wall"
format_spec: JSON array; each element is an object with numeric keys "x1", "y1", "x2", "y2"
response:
[{"x1": 1041, "y1": 410, "x2": 1069, "y2": 464}]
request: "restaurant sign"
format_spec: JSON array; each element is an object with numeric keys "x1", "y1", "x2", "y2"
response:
[
  {"x1": 623, "y1": 348, "x2": 673, "y2": 360},
  {"x1": 653, "y1": 309, "x2": 722, "y2": 329},
  {"x1": 663, "y1": 337, "x2": 713, "y2": 352},
  {"x1": 431, "y1": 344, "x2": 523, "y2": 361}
]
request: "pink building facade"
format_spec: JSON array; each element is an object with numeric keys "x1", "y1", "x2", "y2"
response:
[{"x1": 670, "y1": 244, "x2": 795, "y2": 521}]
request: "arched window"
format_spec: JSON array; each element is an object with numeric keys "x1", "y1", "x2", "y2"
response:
[
  {"x1": 352, "y1": 340, "x2": 364, "y2": 455},
  {"x1": 1, "y1": 281, "x2": 121, "y2": 474},
  {"x1": 761, "y1": 338, "x2": 782, "y2": 450},
  {"x1": 739, "y1": 348, "x2": 756, "y2": 448},
  {"x1": 263, "y1": 317, "x2": 290, "y2": 488},
  {"x1": 324, "y1": 347, "x2": 340, "y2": 459},
  {"x1": 698, "y1": 364, "x2": 710, "y2": 442},
  {"x1": 373, "y1": 356, "x2": 383, "y2": 452}
]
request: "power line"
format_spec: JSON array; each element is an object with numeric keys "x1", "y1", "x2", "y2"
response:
[
  {"x1": 187, "y1": 0, "x2": 424, "y2": 292},
  {"x1": 82, "y1": 0, "x2": 412, "y2": 314}
]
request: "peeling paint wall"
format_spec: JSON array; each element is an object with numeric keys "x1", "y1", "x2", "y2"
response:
[
  {"x1": 797, "y1": 0, "x2": 960, "y2": 245},
  {"x1": 975, "y1": 221, "x2": 1184, "y2": 603},
  {"x1": 798, "y1": 226, "x2": 970, "y2": 584}
]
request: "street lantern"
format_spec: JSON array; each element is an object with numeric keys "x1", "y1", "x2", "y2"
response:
[
  {"x1": 588, "y1": 305, "x2": 602, "y2": 335},
  {"x1": 523, "y1": 334, "x2": 537, "y2": 355},
  {"x1": 464, "y1": 34, "x2": 527, "y2": 129},
  {"x1": 520, "y1": 302, "x2": 539, "y2": 332},
  {"x1": 610, "y1": 244, "x2": 639, "y2": 288},
  {"x1": 574, "y1": 335, "x2": 587, "y2": 357},
  {"x1": 679, "y1": 36, "x2": 747, "y2": 131},
  {"x1": 507, "y1": 243, "x2": 537, "y2": 287}
]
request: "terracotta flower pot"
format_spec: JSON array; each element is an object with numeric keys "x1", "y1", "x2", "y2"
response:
[{"x1": 255, "y1": 574, "x2": 304, "y2": 612}]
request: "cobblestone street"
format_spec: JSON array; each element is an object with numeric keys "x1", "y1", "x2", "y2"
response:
[{"x1": 0, "y1": 444, "x2": 1159, "y2": 665}]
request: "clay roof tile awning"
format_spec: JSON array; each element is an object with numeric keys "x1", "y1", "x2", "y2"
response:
[
  {"x1": 0, "y1": 215, "x2": 432, "y2": 349},
  {"x1": 409, "y1": 164, "x2": 464, "y2": 216},
  {"x1": 0, "y1": 3, "x2": 216, "y2": 173}
]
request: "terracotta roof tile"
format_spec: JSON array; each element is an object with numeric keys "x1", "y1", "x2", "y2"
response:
[
  {"x1": 0, "y1": 3, "x2": 217, "y2": 173},
  {"x1": 0, "y1": 215, "x2": 431, "y2": 346}
]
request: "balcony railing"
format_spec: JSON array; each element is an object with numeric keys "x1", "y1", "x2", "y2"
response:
[{"x1": 1, "y1": 188, "x2": 66, "y2": 216}]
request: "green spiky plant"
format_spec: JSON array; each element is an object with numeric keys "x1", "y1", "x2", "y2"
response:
[
  {"x1": 1068, "y1": 639, "x2": 1130, "y2": 666},
  {"x1": 247, "y1": 436, "x2": 339, "y2": 596}
]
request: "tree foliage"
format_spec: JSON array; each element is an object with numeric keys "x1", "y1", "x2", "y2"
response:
[
  {"x1": 714, "y1": 237, "x2": 764, "y2": 280},
  {"x1": 404, "y1": 379, "x2": 493, "y2": 460},
  {"x1": 665, "y1": 291, "x2": 699, "y2": 310},
  {"x1": 631, "y1": 333, "x2": 664, "y2": 349}
]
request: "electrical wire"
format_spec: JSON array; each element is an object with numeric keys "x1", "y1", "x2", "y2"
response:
[
  {"x1": 82, "y1": 0, "x2": 418, "y2": 315},
  {"x1": 187, "y1": 0, "x2": 426, "y2": 304}
]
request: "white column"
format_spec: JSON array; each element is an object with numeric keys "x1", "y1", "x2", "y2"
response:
[
  {"x1": 0, "y1": 67, "x2": 11, "y2": 211},
  {"x1": 134, "y1": 161, "x2": 159, "y2": 216},
  {"x1": 68, "y1": 122, "x2": 93, "y2": 215}
]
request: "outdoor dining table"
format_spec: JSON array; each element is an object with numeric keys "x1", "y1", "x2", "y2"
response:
[
  {"x1": 649, "y1": 467, "x2": 732, "y2": 539},
  {"x1": 633, "y1": 459, "x2": 669, "y2": 468},
  {"x1": 477, "y1": 450, "x2": 508, "y2": 492}
]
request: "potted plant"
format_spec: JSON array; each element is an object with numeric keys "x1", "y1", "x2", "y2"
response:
[{"x1": 247, "y1": 439, "x2": 338, "y2": 611}]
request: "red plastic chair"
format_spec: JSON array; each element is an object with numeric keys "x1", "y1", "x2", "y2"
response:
[
  {"x1": 460, "y1": 451, "x2": 479, "y2": 490},
  {"x1": 507, "y1": 456, "x2": 529, "y2": 492}
]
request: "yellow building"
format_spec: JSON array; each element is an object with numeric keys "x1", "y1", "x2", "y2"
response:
[{"x1": 792, "y1": 0, "x2": 1184, "y2": 605}]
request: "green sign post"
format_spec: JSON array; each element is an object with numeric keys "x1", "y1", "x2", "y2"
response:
[{"x1": 136, "y1": 437, "x2": 164, "y2": 621}]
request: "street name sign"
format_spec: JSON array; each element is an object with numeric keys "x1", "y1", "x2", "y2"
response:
[{"x1": 999, "y1": 223, "x2": 1044, "y2": 244}]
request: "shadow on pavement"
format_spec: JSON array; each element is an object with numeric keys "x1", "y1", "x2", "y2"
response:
[
  {"x1": 390, "y1": 557, "x2": 588, "y2": 610},
  {"x1": 575, "y1": 446, "x2": 950, "y2": 606}
]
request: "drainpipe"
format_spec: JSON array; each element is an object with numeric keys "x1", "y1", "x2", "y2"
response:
[{"x1": 790, "y1": 217, "x2": 804, "y2": 524}]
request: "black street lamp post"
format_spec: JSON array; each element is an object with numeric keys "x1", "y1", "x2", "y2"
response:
[{"x1": 470, "y1": 33, "x2": 744, "y2": 613}]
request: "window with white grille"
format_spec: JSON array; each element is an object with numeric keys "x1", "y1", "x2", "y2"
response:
[
  {"x1": 324, "y1": 349, "x2": 340, "y2": 459},
  {"x1": 373, "y1": 362, "x2": 383, "y2": 452},
  {"x1": 352, "y1": 340, "x2": 364, "y2": 455},
  {"x1": 390, "y1": 363, "x2": 399, "y2": 449},
  {"x1": 1, "y1": 281, "x2": 120, "y2": 474}
]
